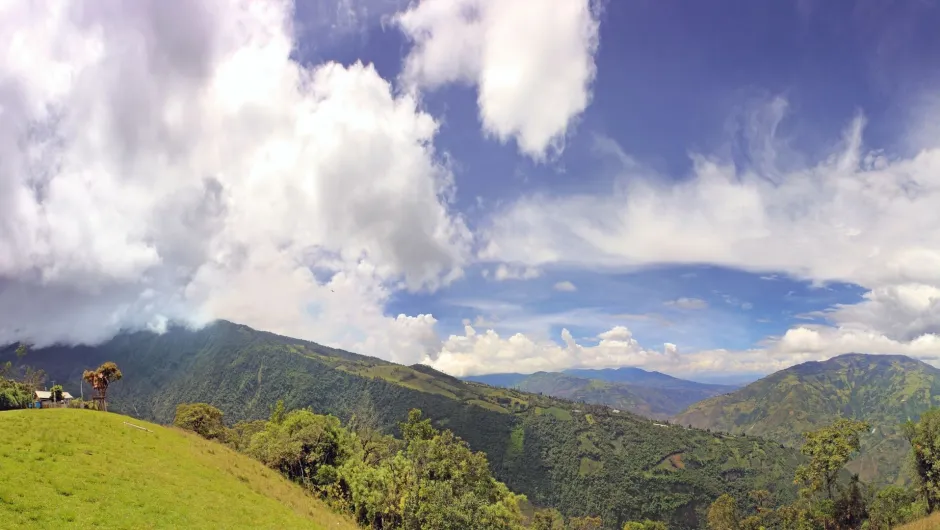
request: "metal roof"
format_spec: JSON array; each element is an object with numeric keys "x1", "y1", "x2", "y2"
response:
[{"x1": 34, "y1": 390, "x2": 75, "y2": 400}]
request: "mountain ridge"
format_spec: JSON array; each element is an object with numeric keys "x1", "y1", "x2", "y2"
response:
[
  {"x1": 674, "y1": 352, "x2": 940, "y2": 485},
  {"x1": 2, "y1": 320, "x2": 801, "y2": 529},
  {"x1": 465, "y1": 367, "x2": 738, "y2": 418}
]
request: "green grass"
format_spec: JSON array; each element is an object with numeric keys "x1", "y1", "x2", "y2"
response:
[{"x1": 0, "y1": 409, "x2": 358, "y2": 530}]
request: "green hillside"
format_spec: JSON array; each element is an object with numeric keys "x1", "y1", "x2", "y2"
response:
[
  {"x1": 490, "y1": 371, "x2": 734, "y2": 419},
  {"x1": 1, "y1": 321, "x2": 803, "y2": 529},
  {"x1": 674, "y1": 353, "x2": 940, "y2": 485},
  {"x1": 0, "y1": 408, "x2": 358, "y2": 529}
]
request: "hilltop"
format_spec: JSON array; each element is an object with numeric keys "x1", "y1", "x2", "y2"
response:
[
  {"x1": 466, "y1": 368, "x2": 738, "y2": 418},
  {"x1": 0, "y1": 408, "x2": 357, "y2": 529},
  {"x1": 1, "y1": 321, "x2": 802, "y2": 529},
  {"x1": 674, "y1": 353, "x2": 940, "y2": 485}
]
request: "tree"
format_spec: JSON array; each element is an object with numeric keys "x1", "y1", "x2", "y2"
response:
[
  {"x1": 903, "y1": 407, "x2": 940, "y2": 512},
  {"x1": 866, "y1": 485, "x2": 915, "y2": 529},
  {"x1": 833, "y1": 474, "x2": 867, "y2": 529},
  {"x1": 0, "y1": 380, "x2": 31, "y2": 411},
  {"x1": 623, "y1": 520, "x2": 668, "y2": 530},
  {"x1": 396, "y1": 409, "x2": 525, "y2": 529},
  {"x1": 0, "y1": 361, "x2": 11, "y2": 379},
  {"x1": 794, "y1": 418, "x2": 870, "y2": 499},
  {"x1": 347, "y1": 393, "x2": 391, "y2": 465},
  {"x1": 269, "y1": 399, "x2": 286, "y2": 425},
  {"x1": 82, "y1": 361, "x2": 122, "y2": 412},
  {"x1": 707, "y1": 494, "x2": 739, "y2": 530},
  {"x1": 50, "y1": 384, "x2": 64, "y2": 403},
  {"x1": 20, "y1": 366, "x2": 46, "y2": 394},
  {"x1": 531, "y1": 508, "x2": 565, "y2": 530},
  {"x1": 568, "y1": 515, "x2": 603, "y2": 530},
  {"x1": 748, "y1": 489, "x2": 772, "y2": 513},
  {"x1": 15, "y1": 343, "x2": 28, "y2": 359},
  {"x1": 174, "y1": 403, "x2": 227, "y2": 441},
  {"x1": 249, "y1": 409, "x2": 355, "y2": 489}
]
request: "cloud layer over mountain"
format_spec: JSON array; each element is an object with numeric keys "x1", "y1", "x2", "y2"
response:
[{"x1": 2, "y1": 0, "x2": 940, "y2": 377}]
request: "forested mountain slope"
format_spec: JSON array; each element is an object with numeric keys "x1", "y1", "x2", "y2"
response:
[
  {"x1": 674, "y1": 353, "x2": 940, "y2": 485},
  {"x1": 466, "y1": 369, "x2": 737, "y2": 418},
  {"x1": 2, "y1": 321, "x2": 802, "y2": 529}
]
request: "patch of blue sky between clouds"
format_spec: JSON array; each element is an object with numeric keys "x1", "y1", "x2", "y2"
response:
[{"x1": 387, "y1": 262, "x2": 868, "y2": 355}]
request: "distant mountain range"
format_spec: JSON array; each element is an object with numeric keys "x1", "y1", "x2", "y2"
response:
[
  {"x1": 0, "y1": 321, "x2": 800, "y2": 529},
  {"x1": 464, "y1": 367, "x2": 740, "y2": 418},
  {"x1": 674, "y1": 353, "x2": 940, "y2": 485}
]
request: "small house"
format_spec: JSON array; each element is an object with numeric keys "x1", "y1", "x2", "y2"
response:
[{"x1": 34, "y1": 390, "x2": 74, "y2": 408}]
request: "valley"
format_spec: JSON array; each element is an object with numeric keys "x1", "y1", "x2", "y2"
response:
[
  {"x1": 466, "y1": 368, "x2": 739, "y2": 419},
  {"x1": 1, "y1": 321, "x2": 801, "y2": 529}
]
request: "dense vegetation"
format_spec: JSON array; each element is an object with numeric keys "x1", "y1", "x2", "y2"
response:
[
  {"x1": 466, "y1": 369, "x2": 738, "y2": 418},
  {"x1": 0, "y1": 368, "x2": 33, "y2": 410},
  {"x1": 0, "y1": 321, "x2": 803, "y2": 529},
  {"x1": 173, "y1": 399, "x2": 940, "y2": 529},
  {"x1": 0, "y1": 408, "x2": 358, "y2": 529},
  {"x1": 177, "y1": 401, "x2": 528, "y2": 528},
  {"x1": 701, "y1": 407, "x2": 940, "y2": 529},
  {"x1": 674, "y1": 353, "x2": 940, "y2": 485},
  {"x1": 0, "y1": 345, "x2": 44, "y2": 410}
]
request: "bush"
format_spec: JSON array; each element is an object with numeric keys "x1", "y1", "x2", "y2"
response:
[
  {"x1": 0, "y1": 380, "x2": 31, "y2": 411},
  {"x1": 174, "y1": 403, "x2": 226, "y2": 441}
]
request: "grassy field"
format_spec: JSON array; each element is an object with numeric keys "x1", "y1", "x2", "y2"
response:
[
  {"x1": 0, "y1": 409, "x2": 358, "y2": 530},
  {"x1": 898, "y1": 512, "x2": 940, "y2": 530}
]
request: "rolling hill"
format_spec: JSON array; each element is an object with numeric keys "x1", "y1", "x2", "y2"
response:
[
  {"x1": 673, "y1": 353, "x2": 940, "y2": 485},
  {"x1": 0, "y1": 408, "x2": 358, "y2": 529},
  {"x1": 466, "y1": 369, "x2": 738, "y2": 418},
  {"x1": 1, "y1": 321, "x2": 803, "y2": 529}
]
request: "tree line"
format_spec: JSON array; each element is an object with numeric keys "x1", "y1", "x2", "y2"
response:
[
  {"x1": 174, "y1": 399, "x2": 672, "y2": 529},
  {"x1": 704, "y1": 411, "x2": 940, "y2": 529}
]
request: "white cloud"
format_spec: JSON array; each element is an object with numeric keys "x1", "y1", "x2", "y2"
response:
[
  {"x1": 664, "y1": 297, "x2": 708, "y2": 310},
  {"x1": 428, "y1": 324, "x2": 679, "y2": 376},
  {"x1": 7, "y1": 1, "x2": 940, "y2": 380},
  {"x1": 553, "y1": 280, "x2": 577, "y2": 292},
  {"x1": 0, "y1": 0, "x2": 467, "y2": 366},
  {"x1": 491, "y1": 263, "x2": 541, "y2": 281},
  {"x1": 396, "y1": 0, "x2": 600, "y2": 159},
  {"x1": 480, "y1": 100, "x2": 940, "y2": 368}
]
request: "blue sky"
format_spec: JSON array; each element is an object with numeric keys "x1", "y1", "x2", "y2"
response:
[
  {"x1": 288, "y1": 0, "x2": 940, "y2": 379},
  {"x1": 5, "y1": 0, "x2": 940, "y2": 381}
]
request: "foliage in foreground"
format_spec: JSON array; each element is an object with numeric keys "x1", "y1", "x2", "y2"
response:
[
  {"x1": 180, "y1": 402, "x2": 527, "y2": 529},
  {"x1": 179, "y1": 402, "x2": 674, "y2": 530},
  {"x1": 0, "y1": 360, "x2": 45, "y2": 411}
]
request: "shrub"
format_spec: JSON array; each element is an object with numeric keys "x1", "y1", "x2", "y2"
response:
[{"x1": 174, "y1": 403, "x2": 226, "y2": 441}]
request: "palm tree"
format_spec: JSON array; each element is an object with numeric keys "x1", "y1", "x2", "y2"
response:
[{"x1": 82, "y1": 362, "x2": 123, "y2": 412}]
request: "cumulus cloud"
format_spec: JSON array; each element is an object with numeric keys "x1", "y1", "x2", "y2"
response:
[
  {"x1": 664, "y1": 297, "x2": 708, "y2": 310},
  {"x1": 428, "y1": 324, "x2": 679, "y2": 376},
  {"x1": 481, "y1": 98, "x2": 940, "y2": 368},
  {"x1": 0, "y1": 0, "x2": 467, "y2": 365},
  {"x1": 553, "y1": 281, "x2": 577, "y2": 292},
  {"x1": 396, "y1": 0, "x2": 600, "y2": 159}
]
